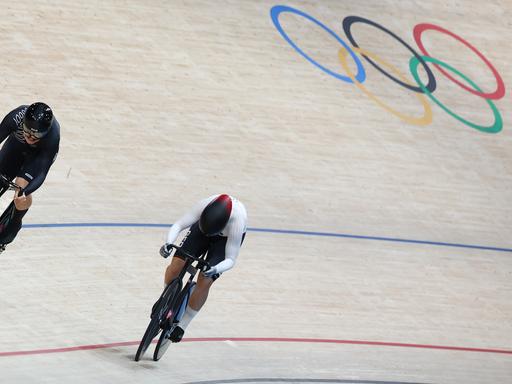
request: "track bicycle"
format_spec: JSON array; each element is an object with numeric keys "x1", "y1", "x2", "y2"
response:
[{"x1": 134, "y1": 244, "x2": 210, "y2": 361}]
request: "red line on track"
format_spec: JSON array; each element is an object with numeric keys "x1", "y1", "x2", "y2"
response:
[{"x1": 0, "y1": 337, "x2": 511, "y2": 357}]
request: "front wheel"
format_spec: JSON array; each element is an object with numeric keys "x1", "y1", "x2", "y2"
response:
[{"x1": 134, "y1": 317, "x2": 160, "y2": 361}]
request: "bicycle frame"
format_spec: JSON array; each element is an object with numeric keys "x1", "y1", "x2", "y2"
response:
[
  {"x1": 175, "y1": 282, "x2": 195, "y2": 322},
  {"x1": 164, "y1": 245, "x2": 207, "y2": 323}
]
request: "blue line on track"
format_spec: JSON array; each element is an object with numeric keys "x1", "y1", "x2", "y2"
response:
[{"x1": 21, "y1": 222, "x2": 512, "y2": 253}]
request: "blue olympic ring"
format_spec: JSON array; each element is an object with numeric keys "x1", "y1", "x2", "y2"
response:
[{"x1": 270, "y1": 5, "x2": 366, "y2": 84}]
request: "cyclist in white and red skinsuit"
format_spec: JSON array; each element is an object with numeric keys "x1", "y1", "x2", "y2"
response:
[{"x1": 160, "y1": 194, "x2": 247, "y2": 342}]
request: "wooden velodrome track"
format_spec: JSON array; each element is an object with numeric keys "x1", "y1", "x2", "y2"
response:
[{"x1": 0, "y1": 0, "x2": 511, "y2": 383}]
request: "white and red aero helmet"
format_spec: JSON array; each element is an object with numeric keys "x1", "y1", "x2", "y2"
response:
[{"x1": 199, "y1": 194, "x2": 233, "y2": 236}]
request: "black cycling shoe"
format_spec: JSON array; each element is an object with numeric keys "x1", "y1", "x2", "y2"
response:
[{"x1": 169, "y1": 326, "x2": 185, "y2": 343}]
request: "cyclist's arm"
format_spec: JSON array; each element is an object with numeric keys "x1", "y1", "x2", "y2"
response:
[
  {"x1": 213, "y1": 216, "x2": 246, "y2": 274},
  {"x1": 21, "y1": 154, "x2": 54, "y2": 195},
  {"x1": 165, "y1": 195, "x2": 218, "y2": 244},
  {"x1": 165, "y1": 213, "x2": 197, "y2": 244},
  {"x1": 0, "y1": 110, "x2": 18, "y2": 144},
  {"x1": 22, "y1": 139, "x2": 59, "y2": 195}
]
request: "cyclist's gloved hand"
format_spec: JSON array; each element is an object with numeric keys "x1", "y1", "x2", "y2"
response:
[
  {"x1": 202, "y1": 266, "x2": 218, "y2": 278},
  {"x1": 160, "y1": 243, "x2": 173, "y2": 258}
]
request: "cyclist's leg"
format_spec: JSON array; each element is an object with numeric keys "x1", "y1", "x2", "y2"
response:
[
  {"x1": 189, "y1": 268, "x2": 217, "y2": 310},
  {"x1": 167, "y1": 272, "x2": 213, "y2": 342},
  {"x1": 164, "y1": 256, "x2": 186, "y2": 285},
  {"x1": 0, "y1": 203, "x2": 25, "y2": 245},
  {"x1": 172, "y1": 235, "x2": 230, "y2": 341}
]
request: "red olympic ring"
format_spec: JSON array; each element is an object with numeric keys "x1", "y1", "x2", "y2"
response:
[{"x1": 413, "y1": 23, "x2": 506, "y2": 100}]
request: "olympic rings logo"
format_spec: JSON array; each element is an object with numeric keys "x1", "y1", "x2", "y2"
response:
[{"x1": 270, "y1": 5, "x2": 506, "y2": 134}]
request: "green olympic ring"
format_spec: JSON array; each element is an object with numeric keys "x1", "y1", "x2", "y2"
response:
[{"x1": 409, "y1": 56, "x2": 503, "y2": 133}]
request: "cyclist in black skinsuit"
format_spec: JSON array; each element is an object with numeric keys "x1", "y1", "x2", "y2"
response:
[{"x1": 0, "y1": 102, "x2": 60, "y2": 253}]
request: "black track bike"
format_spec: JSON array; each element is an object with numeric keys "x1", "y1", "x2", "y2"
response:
[
  {"x1": 0, "y1": 175, "x2": 23, "y2": 247},
  {"x1": 134, "y1": 244, "x2": 210, "y2": 362}
]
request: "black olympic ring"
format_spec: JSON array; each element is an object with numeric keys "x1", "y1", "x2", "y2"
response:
[{"x1": 342, "y1": 16, "x2": 437, "y2": 94}]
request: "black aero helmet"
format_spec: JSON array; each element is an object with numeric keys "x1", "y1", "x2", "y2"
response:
[
  {"x1": 23, "y1": 102, "x2": 54, "y2": 139},
  {"x1": 199, "y1": 194, "x2": 233, "y2": 236}
]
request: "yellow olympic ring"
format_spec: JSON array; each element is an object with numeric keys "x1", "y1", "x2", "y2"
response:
[{"x1": 338, "y1": 47, "x2": 433, "y2": 126}]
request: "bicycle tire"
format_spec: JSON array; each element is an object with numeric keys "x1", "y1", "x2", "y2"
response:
[
  {"x1": 134, "y1": 280, "x2": 181, "y2": 361},
  {"x1": 153, "y1": 322, "x2": 174, "y2": 361},
  {"x1": 134, "y1": 316, "x2": 160, "y2": 361}
]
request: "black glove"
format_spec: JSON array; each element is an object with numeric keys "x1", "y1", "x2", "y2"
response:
[{"x1": 159, "y1": 243, "x2": 173, "y2": 258}]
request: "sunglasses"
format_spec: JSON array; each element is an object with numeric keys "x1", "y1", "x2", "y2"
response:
[{"x1": 23, "y1": 123, "x2": 45, "y2": 140}]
